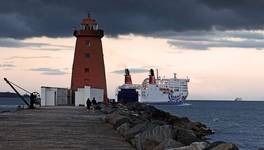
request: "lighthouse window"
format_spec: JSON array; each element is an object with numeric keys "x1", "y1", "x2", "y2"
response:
[
  {"x1": 85, "y1": 40, "x2": 91, "y2": 48},
  {"x1": 85, "y1": 53, "x2": 90, "y2": 58},
  {"x1": 84, "y1": 68, "x2": 90, "y2": 73}
]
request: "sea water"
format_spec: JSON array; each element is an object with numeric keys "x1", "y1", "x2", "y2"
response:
[
  {"x1": 0, "y1": 97, "x2": 26, "y2": 112},
  {"x1": 153, "y1": 101, "x2": 264, "y2": 150}
]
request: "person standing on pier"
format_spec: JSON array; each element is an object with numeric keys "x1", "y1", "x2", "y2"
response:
[
  {"x1": 86, "y1": 98, "x2": 91, "y2": 110},
  {"x1": 29, "y1": 93, "x2": 36, "y2": 109},
  {"x1": 92, "y1": 97, "x2": 97, "y2": 105},
  {"x1": 91, "y1": 97, "x2": 97, "y2": 111}
]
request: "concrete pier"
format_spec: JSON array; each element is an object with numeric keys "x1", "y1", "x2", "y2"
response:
[{"x1": 0, "y1": 106, "x2": 134, "y2": 150}]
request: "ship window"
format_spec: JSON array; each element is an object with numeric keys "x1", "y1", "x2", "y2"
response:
[
  {"x1": 84, "y1": 68, "x2": 89, "y2": 73},
  {"x1": 85, "y1": 40, "x2": 91, "y2": 48},
  {"x1": 85, "y1": 53, "x2": 90, "y2": 58}
]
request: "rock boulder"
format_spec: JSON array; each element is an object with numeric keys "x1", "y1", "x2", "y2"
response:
[{"x1": 153, "y1": 139, "x2": 184, "y2": 150}]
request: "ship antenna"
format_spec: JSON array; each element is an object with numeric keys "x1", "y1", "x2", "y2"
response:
[{"x1": 156, "y1": 69, "x2": 159, "y2": 80}]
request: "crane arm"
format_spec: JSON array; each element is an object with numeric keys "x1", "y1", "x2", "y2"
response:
[{"x1": 3, "y1": 78, "x2": 30, "y2": 106}]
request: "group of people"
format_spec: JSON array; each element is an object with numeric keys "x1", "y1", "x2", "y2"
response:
[{"x1": 86, "y1": 97, "x2": 97, "y2": 111}]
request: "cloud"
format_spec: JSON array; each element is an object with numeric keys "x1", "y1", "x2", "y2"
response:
[
  {"x1": 111, "y1": 68, "x2": 149, "y2": 74},
  {"x1": 0, "y1": 38, "x2": 73, "y2": 50},
  {"x1": 0, "y1": 64, "x2": 16, "y2": 68},
  {"x1": 166, "y1": 30, "x2": 264, "y2": 50},
  {"x1": 0, "y1": 0, "x2": 264, "y2": 38},
  {"x1": 30, "y1": 68, "x2": 68, "y2": 75},
  {"x1": 0, "y1": 38, "x2": 47, "y2": 47},
  {"x1": 5, "y1": 56, "x2": 53, "y2": 60},
  {"x1": 0, "y1": 63, "x2": 16, "y2": 70},
  {"x1": 169, "y1": 39, "x2": 264, "y2": 50}
]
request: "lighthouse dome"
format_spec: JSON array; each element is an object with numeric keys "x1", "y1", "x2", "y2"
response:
[{"x1": 79, "y1": 14, "x2": 99, "y2": 31}]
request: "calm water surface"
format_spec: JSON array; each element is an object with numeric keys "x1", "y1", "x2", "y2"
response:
[
  {"x1": 0, "y1": 97, "x2": 26, "y2": 112},
  {"x1": 153, "y1": 100, "x2": 264, "y2": 150}
]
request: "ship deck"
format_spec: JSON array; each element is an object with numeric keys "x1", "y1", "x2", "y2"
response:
[{"x1": 0, "y1": 106, "x2": 134, "y2": 150}]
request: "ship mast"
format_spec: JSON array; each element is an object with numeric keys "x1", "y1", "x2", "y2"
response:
[{"x1": 156, "y1": 69, "x2": 159, "y2": 80}]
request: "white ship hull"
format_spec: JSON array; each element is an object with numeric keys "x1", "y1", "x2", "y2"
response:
[
  {"x1": 139, "y1": 95, "x2": 187, "y2": 104},
  {"x1": 139, "y1": 84, "x2": 188, "y2": 104}
]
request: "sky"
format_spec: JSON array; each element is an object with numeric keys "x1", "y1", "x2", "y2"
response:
[{"x1": 1, "y1": 0, "x2": 264, "y2": 100}]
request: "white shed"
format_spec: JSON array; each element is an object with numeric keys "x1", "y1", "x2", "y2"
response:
[
  {"x1": 75, "y1": 86, "x2": 104, "y2": 106},
  {"x1": 41, "y1": 86, "x2": 69, "y2": 106}
]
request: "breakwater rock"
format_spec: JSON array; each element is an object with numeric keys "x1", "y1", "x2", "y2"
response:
[{"x1": 101, "y1": 102, "x2": 239, "y2": 150}]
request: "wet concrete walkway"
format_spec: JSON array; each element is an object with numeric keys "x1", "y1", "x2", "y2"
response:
[{"x1": 0, "y1": 106, "x2": 134, "y2": 150}]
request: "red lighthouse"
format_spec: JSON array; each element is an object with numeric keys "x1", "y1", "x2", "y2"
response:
[{"x1": 71, "y1": 15, "x2": 108, "y2": 102}]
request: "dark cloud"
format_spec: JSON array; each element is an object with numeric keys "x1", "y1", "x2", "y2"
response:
[
  {"x1": 111, "y1": 68, "x2": 149, "y2": 74},
  {"x1": 0, "y1": 0, "x2": 264, "y2": 38},
  {"x1": 199, "y1": 0, "x2": 264, "y2": 12},
  {"x1": 30, "y1": 68, "x2": 68, "y2": 75}
]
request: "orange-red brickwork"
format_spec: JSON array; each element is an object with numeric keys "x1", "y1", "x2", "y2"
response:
[{"x1": 71, "y1": 16, "x2": 108, "y2": 102}]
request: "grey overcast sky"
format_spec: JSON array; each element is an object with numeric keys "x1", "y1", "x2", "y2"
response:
[{"x1": 1, "y1": 0, "x2": 264, "y2": 38}]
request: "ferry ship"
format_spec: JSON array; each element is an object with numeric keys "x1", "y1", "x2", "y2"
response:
[{"x1": 117, "y1": 68, "x2": 190, "y2": 104}]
